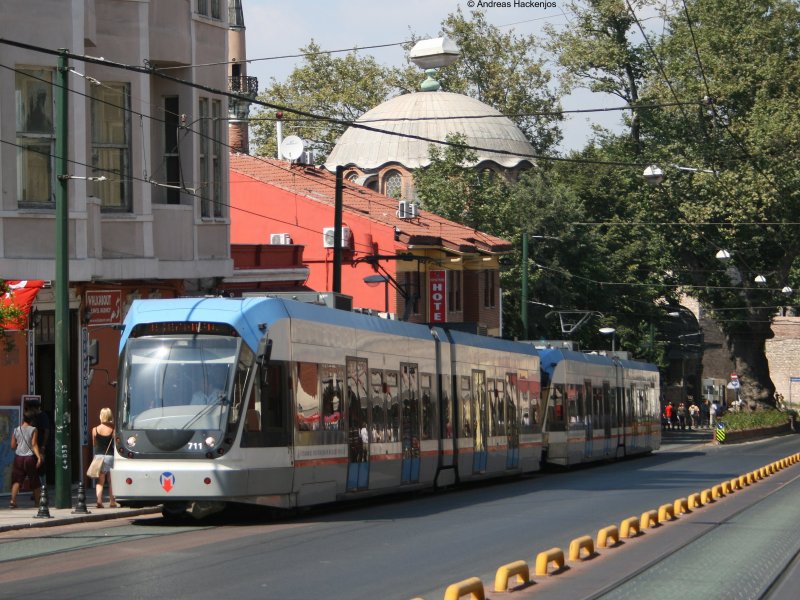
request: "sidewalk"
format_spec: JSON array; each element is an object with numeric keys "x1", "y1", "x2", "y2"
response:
[{"x1": 0, "y1": 485, "x2": 160, "y2": 533}]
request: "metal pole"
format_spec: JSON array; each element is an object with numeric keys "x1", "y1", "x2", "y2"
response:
[
  {"x1": 54, "y1": 49, "x2": 72, "y2": 508},
  {"x1": 383, "y1": 280, "x2": 389, "y2": 314},
  {"x1": 521, "y1": 233, "x2": 528, "y2": 338},
  {"x1": 332, "y1": 166, "x2": 343, "y2": 293}
]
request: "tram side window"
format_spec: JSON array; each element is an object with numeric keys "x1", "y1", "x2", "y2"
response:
[
  {"x1": 459, "y1": 376, "x2": 472, "y2": 437},
  {"x1": 242, "y1": 363, "x2": 288, "y2": 447},
  {"x1": 420, "y1": 372, "x2": 437, "y2": 440},
  {"x1": 548, "y1": 384, "x2": 566, "y2": 431},
  {"x1": 442, "y1": 376, "x2": 453, "y2": 439},
  {"x1": 320, "y1": 364, "x2": 345, "y2": 444},
  {"x1": 386, "y1": 371, "x2": 399, "y2": 442},
  {"x1": 370, "y1": 369, "x2": 387, "y2": 442},
  {"x1": 225, "y1": 344, "x2": 255, "y2": 436},
  {"x1": 295, "y1": 362, "x2": 320, "y2": 445},
  {"x1": 347, "y1": 358, "x2": 369, "y2": 462},
  {"x1": 504, "y1": 375, "x2": 516, "y2": 438}
]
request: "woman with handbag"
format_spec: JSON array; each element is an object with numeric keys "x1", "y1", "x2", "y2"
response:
[
  {"x1": 9, "y1": 410, "x2": 43, "y2": 508},
  {"x1": 90, "y1": 407, "x2": 117, "y2": 508}
]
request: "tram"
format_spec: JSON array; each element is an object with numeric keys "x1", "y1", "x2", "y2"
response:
[
  {"x1": 110, "y1": 297, "x2": 660, "y2": 518},
  {"x1": 111, "y1": 297, "x2": 544, "y2": 517},
  {"x1": 539, "y1": 348, "x2": 661, "y2": 466}
]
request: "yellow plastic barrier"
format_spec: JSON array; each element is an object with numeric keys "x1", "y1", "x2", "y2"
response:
[
  {"x1": 747, "y1": 472, "x2": 756, "y2": 484},
  {"x1": 700, "y1": 489, "x2": 715, "y2": 504},
  {"x1": 688, "y1": 492, "x2": 702, "y2": 508},
  {"x1": 739, "y1": 475, "x2": 748, "y2": 487},
  {"x1": 444, "y1": 577, "x2": 485, "y2": 600},
  {"x1": 673, "y1": 497, "x2": 689, "y2": 515},
  {"x1": 640, "y1": 509, "x2": 658, "y2": 529},
  {"x1": 535, "y1": 547, "x2": 565, "y2": 576},
  {"x1": 596, "y1": 525, "x2": 619, "y2": 548},
  {"x1": 729, "y1": 478, "x2": 739, "y2": 491},
  {"x1": 568, "y1": 535, "x2": 595, "y2": 561},
  {"x1": 712, "y1": 484, "x2": 725, "y2": 499},
  {"x1": 759, "y1": 467, "x2": 769, "y2": 478},
  {"x1": 658, "y1": 503, "x2": 675, "y2": 523},
  {"x1": 493, "y1": 560, "x2": 530, "y2": 593},
  {"x1": 721, "y1": 481, "x2": 732, "y2": 494},
  {"x1": 620, "y1": 516, "x2": 641, "y2": 538}
]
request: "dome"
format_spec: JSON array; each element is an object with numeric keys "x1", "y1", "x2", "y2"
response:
[{"x1": 324, "y1": 91, "x2": 535, "y2": 172}]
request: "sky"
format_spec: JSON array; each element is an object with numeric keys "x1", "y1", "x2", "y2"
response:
[{"x1": 240, "y1": 0, "x2": 626, "y2": 153}]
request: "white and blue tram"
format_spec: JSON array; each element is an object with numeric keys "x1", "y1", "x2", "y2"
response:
[
  {"x1": 110, "y1": 297, "x2": 660, "y2": 517},
  {"x1": 539, "y1": 348, "x2": 661, "y2": 466},
  {"x1": 111, "y1": 297, "x2": 546, "y2": 516}
]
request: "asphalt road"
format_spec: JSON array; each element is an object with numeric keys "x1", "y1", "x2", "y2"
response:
[{"x1": 1, "y1": 431, "x2": 797, "y2": 600}]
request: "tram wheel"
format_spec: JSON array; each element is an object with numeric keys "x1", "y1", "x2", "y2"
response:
[{"x1": 161, "y1": 502, "x2": 189, "y2": 521}]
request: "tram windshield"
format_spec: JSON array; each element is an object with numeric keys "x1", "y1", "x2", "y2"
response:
[{"x1": 120, "y1": 335, "x2": 240, "y2": 431}]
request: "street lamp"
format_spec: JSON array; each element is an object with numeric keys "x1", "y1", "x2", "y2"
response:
[
  {"x1": 599, "y1": 327, "x2": 616, "y2": 352},
  {"x1": 363, "y1": 274, "x2": 389, "y2": 313}
]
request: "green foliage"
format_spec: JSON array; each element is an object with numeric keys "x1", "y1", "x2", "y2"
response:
[
  {"x1": 251, "y1": 9, "x2": 563, "y2": 161},
  {"x1": 0, "y1": 279, "x2": 23, "y2": 351},
  {"x1": 413, "y1": 133, "x2": 512, "y2": 231},
  {"x1": 251, "y1": 41, "x2": 397, "y2": 159},
  {"x1": 431, "y1": 9, "x2": 562, "y2": 153},
  {"x1": 720, "y1": 409, "x2": 792, "y2": 432}
]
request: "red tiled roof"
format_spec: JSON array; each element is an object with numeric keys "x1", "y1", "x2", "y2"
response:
[{"x1": 230, "y1": 154, "x2": 512, "y2": 254}]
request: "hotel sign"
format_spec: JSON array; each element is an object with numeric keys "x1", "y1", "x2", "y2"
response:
[{"x1": 428, "y1": 270, "x2": 447, "y2": 323}]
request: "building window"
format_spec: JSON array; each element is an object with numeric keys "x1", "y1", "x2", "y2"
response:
[
  {"x1": 384, "y1": 170, "x2": 403, "y2": 199},
  {"x1": 163, "y1": 96, "x2": 180, "y2": 204},
  {"x1": 200, "y1": 98, "x2": 223, "y2": 218},
  {"x1": 212, "y1": 100, "x2": 222, "y2": 217},
  {"x1": 16, "y1": 68, "x2": 54, "y2": 205},
  {"x1": 483, "y1": 269, "x2": 496, "y2": 308},
  {"x1": 404, "y1": 271, "x2": 421, "y2": 316},
  {"x1": 197, "y1": 0, "x2": 220, "y2": 18},
  {"x1": 91, "y1": 83, "x2": 131, "y2": 211},
  {"x1": 447, "y1": 270, "x2": 462, "y2": 312}
]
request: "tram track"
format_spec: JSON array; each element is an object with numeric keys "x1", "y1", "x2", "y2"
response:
[{"x1": 537, "y1": 460, "x2": 800, "y2": 600}]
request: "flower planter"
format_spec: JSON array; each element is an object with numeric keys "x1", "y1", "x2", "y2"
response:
[{"x1": 716, "y1": 422, "x2": 795, "y2": 445}]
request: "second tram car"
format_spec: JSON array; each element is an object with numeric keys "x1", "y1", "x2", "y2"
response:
[
  {"x1": 539, "y1": 348, "x2": 661, "y2": 466},
  {"x1": 110, "y1": 297, "x2": 660, "y2": 517}
]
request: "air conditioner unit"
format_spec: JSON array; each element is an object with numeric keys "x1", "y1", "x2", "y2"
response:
[
  {"x1": 322, "y1": 226, "x2": 352, "y2": 249},
  {"x1": 270, "y1": 233, "x2": 292, "y2": 245},
  {"x1": 396, "y1": 200, "x2": 408, "y2": 219},
  {"x1": 397, "y1": 200, "x2": 418, "y2": 220}
]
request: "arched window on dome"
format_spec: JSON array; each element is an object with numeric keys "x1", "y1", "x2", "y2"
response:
[
  {"x1": 345, "y1": 171, "x2": 359, "y2": 182},
  {"x1": 383, "y1": 170, "x2": 403, "y2": 199}
]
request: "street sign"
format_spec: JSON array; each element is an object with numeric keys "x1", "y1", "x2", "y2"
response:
[{"x1": 729, "y1": 372, "x2": 740, "y2": 389}]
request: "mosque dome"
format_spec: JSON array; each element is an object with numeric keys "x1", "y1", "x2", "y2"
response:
[{"x1": 324, "y1": 91, "x2": 535, "y2": 172}]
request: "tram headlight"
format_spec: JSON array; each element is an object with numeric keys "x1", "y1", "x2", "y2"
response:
[
  {"x1": 126, "y1": 435, "x2": 137, "y2": 448},
  {"x1": 204, "y1": 435, "x2": 216, "y2": 448}
]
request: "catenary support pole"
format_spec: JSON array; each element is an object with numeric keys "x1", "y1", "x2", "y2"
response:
[{"x1": 54, "y1": 49, "x2": 72, "y2": 508}]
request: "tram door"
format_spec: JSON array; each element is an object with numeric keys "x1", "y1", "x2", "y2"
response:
[
  {"x1": 584, "y1": 381, "x2": 593, "y2": 457},
  {"x1": 472, "y1": 370, "x2": 488, "y2": 473},
  {"x1": 346, "y1": 358, "x2": 369, "y2": 491},
  {"x1": 400, "y1": 363, "x2": 420, "y2": 484}
]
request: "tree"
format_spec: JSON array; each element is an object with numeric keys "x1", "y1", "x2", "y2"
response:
[
  {"x1": 427, "y1": 9, "x2": 563, "y2": 154},
  {"x1": 635, "y1": 0, "x2": 800, "y2": 405},
  {"x1": 545, "y1": 0, "x2": 648, "y2": 151},
  {"x1": 250, "y1": 10, "x2": 564, "y2": 161},
  {"x1": 250, "y1": 41, "x2": 397, "y2": 159}
]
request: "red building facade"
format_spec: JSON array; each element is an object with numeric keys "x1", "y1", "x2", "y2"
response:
[{"x1": 229, "y1": 154, "x2": 511, "y2": 334}]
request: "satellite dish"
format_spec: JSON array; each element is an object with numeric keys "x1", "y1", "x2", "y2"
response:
[{"x1": 281, "y1": 136, "x2": 305, "y2": 161}]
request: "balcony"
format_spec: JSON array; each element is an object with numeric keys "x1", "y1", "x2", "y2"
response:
[{"x1": 228, "y1": 76, "x2": 259, "y2": 98}]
